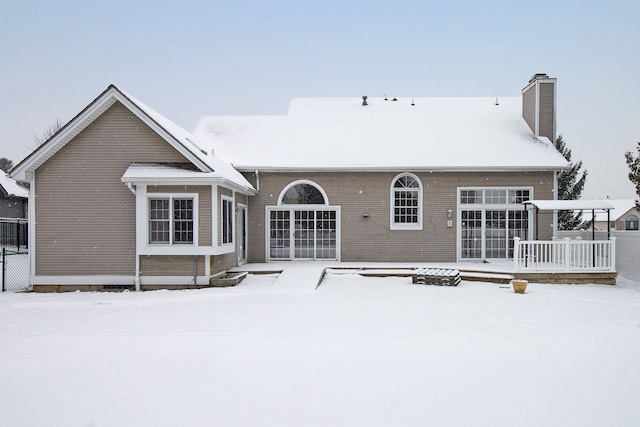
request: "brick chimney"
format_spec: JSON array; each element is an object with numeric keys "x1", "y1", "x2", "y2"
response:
[{"x1": 522, "y1": 73, "x2": 557, "y2": 142}]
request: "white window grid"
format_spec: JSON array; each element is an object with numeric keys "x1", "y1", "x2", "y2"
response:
[
  {"x1": 148, "y1": 196, "x2": 195, "y2": 245},
  {"x1": 390, "y1": 173, "x2": 423, "y2": 230},
  {"x1": 458, "y1": 187, "x2": 533, "y2": 260},
  {"x1": 222, "y1": 197, "x2": 234, "y2": 245}
]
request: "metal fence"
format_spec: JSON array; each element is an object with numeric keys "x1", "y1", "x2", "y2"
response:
[
  {"x1": 0, "y1": 218, "x2": 30, "y2": 292},
  {"x1": 1, "y1": 248, "x2": 30, "y2": 292},
  {"x1": 0, "y1": 217, "x2": 28, "y2": 251}
]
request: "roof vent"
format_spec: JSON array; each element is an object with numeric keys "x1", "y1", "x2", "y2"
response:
[
  {"x1": 392, "y1": 96, "x2": 397, "y2": 101},
  {"x1": 383, "y1": 94, "x2": 388, "y2": 101},
  {"x1": 411, "y1": 98, "x2": 415, "y2": 106},
  {"x1": 495, "y1": 97, "x2": 499, "y2": 105},
  {"x1": 362, "y1": 95, "x2": 368, "y2": 106}
]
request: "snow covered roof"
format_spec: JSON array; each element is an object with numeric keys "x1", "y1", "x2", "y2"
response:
[
  {"x1": 121, "y1": 163, "x2": 254, "y2": 193},
  {"x1": 193, "y1": 96, "x2": 570, "y2": 171},
  {"x1": 588, "y1": 199, "x2": 638, "y2": 221},
  {"x1": 117, "y1": 91, "x2": 255, "y2": 192},
  {"x1": 0, "y1": 173, "x2": 28, "y2": 198},
  {"x1": 11, "y1": 85, "x2": 255, "y2": 194}
]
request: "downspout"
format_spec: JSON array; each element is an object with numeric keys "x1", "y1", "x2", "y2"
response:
[
  {"x1": 552, "y1": 170, "x2": 559, "y2": 238},
  {"x1": 254, "y1": 169, "x2": 260, "y2": 192},
  {"x1": 127, "y1": 182, "x2": 141, "y2": 291}
]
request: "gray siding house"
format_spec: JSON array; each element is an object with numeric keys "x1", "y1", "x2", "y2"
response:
[
  {"x1": 11, "y1": 86, "x2": 256, "y2": 291},
  {"x1": 11, "y1": 74, "x2": 569, "y2": 291},
  {"x1": 193, "y1": 73, "x2": 567, "y2": 265},
  {"x1": 0, "y1": 172, "x2": 28, "y2": 219}
]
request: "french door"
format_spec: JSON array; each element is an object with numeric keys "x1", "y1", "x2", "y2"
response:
[
  {"x1": 268, "y1": 208, "x2": 339, "y2": 260},
  {"x1": 460, "y1": 209, "x2": 528, "y2": 260}
]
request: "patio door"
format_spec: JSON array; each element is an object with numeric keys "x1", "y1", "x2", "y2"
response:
[
  {"x1": 268, "y1": 208, "x2": 339, "y2": 261},
  {"x1": 458, "y1": 188, "x2": 532, "y2": 261},
  {"x1": 461, "y1": 210, "x2": 482, "y2": 259},
  {"x1": 461, "y1": 209, "x2": 529, "y2": 260}
]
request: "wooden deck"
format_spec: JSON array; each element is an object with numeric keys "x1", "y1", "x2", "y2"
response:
[{"x1": 230, "y1": 262, "x2": 617, "y2": 285}]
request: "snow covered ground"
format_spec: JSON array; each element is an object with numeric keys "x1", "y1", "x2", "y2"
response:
[{"x1": 1, "y1": 273, "x2": 640, "y2": 427}]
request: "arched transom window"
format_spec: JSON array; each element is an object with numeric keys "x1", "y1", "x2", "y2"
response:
[
  {"x1": 279, "y1": 181, "x2": 328, "y2": 205},
  {"x1": 626, "y1": 215, "x2": 639, "y2": 231},
  {"x1": 390, "y1": 173, "x2": 423, "y2": 230}
]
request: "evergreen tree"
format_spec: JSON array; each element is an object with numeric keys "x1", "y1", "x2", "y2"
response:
[
  {"x1": 0, "y1": 158, "x2": 14, "y2": 173},
  {"x1": 555, "y1": 135, "x2": 589, "y2": 230},
  {"x1": 625, "y1": 142, "x2": 640, "y2": 210}
]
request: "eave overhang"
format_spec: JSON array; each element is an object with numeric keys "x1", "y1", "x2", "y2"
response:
[{"x1": 10, "y1": 85, "x2": 213, "y2": 182}]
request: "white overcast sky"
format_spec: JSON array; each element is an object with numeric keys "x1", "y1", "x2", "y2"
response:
[{"x1": 1, "y1": 0, "x2": 638, "y2": 199}]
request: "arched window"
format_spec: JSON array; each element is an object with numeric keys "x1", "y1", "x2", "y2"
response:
[
  {"x1": 625, "y1": 215, "x2": 639, "y2": 231},
  {"x1": 278, "y1": 180, "x2": 328, "y2": 205},
  {"x1": 390, "y1": 173, "x2": 422, "y2": 230}
]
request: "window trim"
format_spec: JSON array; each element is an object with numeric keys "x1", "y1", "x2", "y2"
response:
[
  {"x1": 456, "y1": 187, "x2": 533, "y2": 261},
  {"x1": 277, "y1": 179, "x2": 329, "y2": 206},
  {"x1": 221, "y1": 195, "x2": 234, "y2": 245},
  {"x1": 265, "y1": 205, "x2": 341, "y2": 262},
  {"x1": 625, "y1": 214, "x2": 639, "y2": 231},
  {"x1": 390, "y1": 173, "x2": 423, "y2": 230},
  {"x1": 147, "y1": 193, "x2": 198, "y2": 246},
  {"x1": 266, "y1": 180, "x2": 339, "y2": 261}
]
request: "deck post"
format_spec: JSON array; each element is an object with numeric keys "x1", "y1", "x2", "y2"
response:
[
  {"x1": 513, "y1": 237, "x2": 520, "y2": 272},
  {"x1": 610, "y1": 236, "x2": 616, "y2": 272},
  {"x1": 564, "y1": 238, "x2": 571, "y2": 271}
]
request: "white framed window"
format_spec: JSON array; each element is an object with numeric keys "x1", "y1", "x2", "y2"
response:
[
  {"x1": 148, "y1": 195, "x2": 196, "y2": 245},
  {"x1": 222, "y1": 196, "x2": 234, "y2": 244},
  {"x1": 267, "y1": 180, "x2": 340, "y2": 261},
  {"x1": 390, "y1": 173, "x2": 423, "y2": 230},
  {"x1": 278, "y1": 180, "x2": 329, "y2": 205},
  {"x1": 458, "y1": 187, "x2": 532, "y2": 260},
  {"x1": 626, "y1": 215, "x2": 639, "y2": 231}
]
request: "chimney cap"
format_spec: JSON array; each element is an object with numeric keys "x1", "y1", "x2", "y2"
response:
[{"x1": 529, "y1": 73, "x2": 550, "y2": 83}]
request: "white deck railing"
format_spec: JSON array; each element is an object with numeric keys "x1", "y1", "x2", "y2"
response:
[{"x1": 513, "y1": 237, "x2": 616, "y2": 272}]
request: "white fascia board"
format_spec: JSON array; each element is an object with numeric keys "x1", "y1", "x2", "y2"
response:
[
  {"x1": 113, "y1": 93, "x2": 211, "y2": 173},
  {"x1": 11, "y1": 87, "x2": 212, "y2": 182},
  {"x1": 122, "y1": 175, "x2": 256, "y2": 195},
  {"x1": 30, "y1": 275, "x2": 212, "y2": 286},
  {"x1": 140, "y1": 276, "x2": 211, "y2": 286},
  {"x1": 11, "y1": 95, "x2": 118, "y2": 182},
  {"x1": 138, "y1": 245, "x2": 234, "y2": 256},
  {"x1": 235, "y1": 165, "x2": 568, "y2": 173},
  {"x1": 30, "y1": 275, "x2": 136, "y2": 285}
]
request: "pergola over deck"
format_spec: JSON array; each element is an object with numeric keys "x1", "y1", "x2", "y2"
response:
[
  {"x1": 523, "y1": 199, "x2": 615, "y2": 240},
  {"x1": 515, "y1": 200, "x2": 616, "y2": 275}
]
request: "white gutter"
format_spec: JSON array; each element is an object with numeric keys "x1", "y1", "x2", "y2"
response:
[
  {"x1": 254, "y1": 169, "x2": 260, "y2": 192},
  {"x1": 234, "y1": 165, "x2": 569, "y2": 173}
]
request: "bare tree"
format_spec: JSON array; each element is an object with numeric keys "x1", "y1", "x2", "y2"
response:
[{"x1": 33, "y1": 118, "x2": 64, "y2": 146}]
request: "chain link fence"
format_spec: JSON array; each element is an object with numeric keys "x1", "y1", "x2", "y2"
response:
[
  {"x1": 0, "y1": 217, "x2": 30, "y2": 292},
  {"x1": 2, "y1": 248, "x2": 30, "y2": 292}
]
